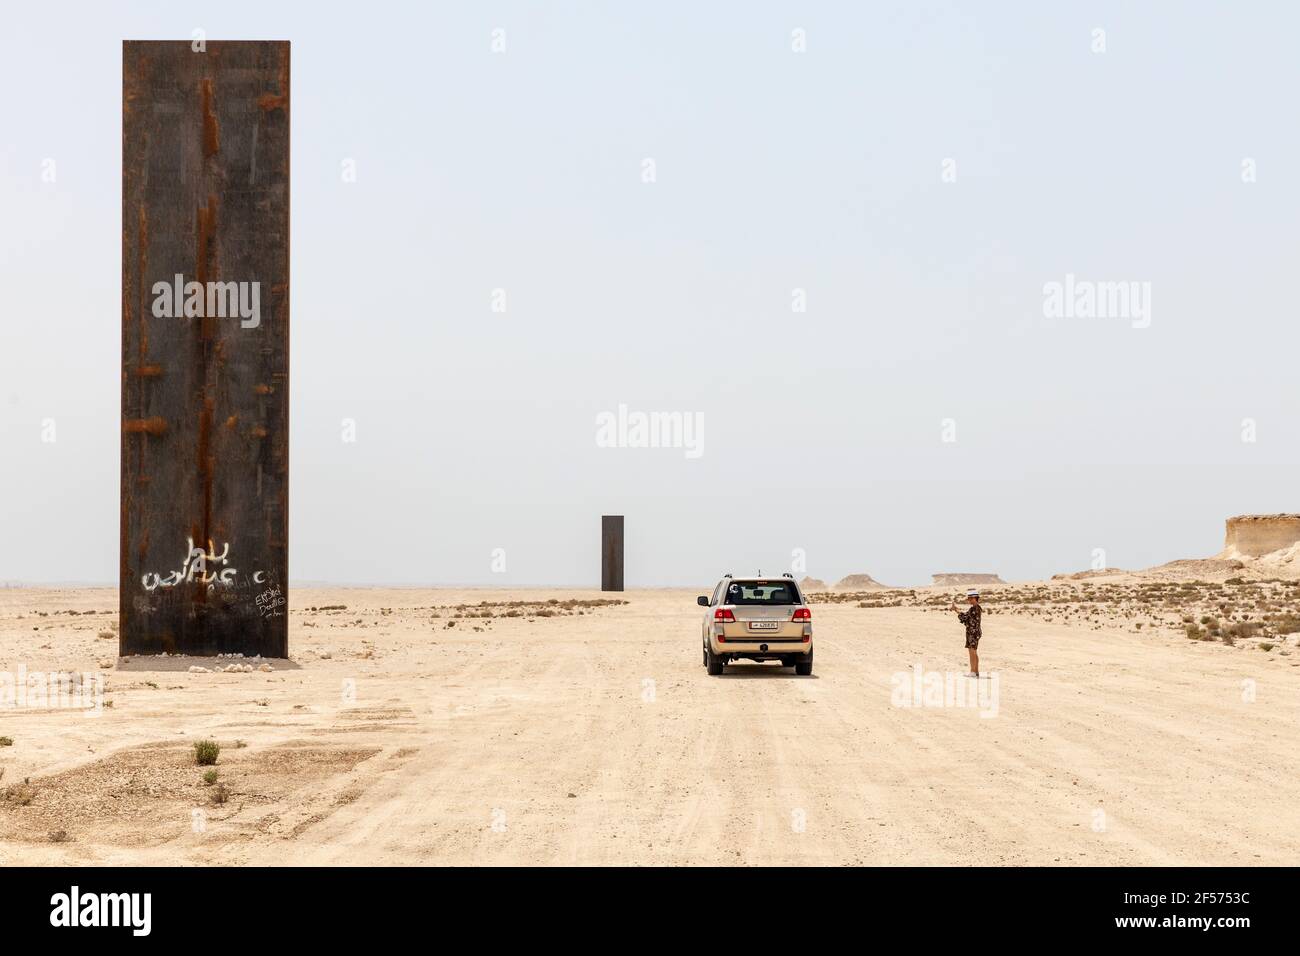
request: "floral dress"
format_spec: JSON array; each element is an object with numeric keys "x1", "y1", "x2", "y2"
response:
[{"x1": 957, "y1": 603, "x2": 982, "y2": 649}]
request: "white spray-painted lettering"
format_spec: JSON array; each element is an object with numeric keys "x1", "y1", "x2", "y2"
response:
[
  {"x1": 255, "y1": 584, "x2": 285, "y2": 619},
  {"x1": 141, "y1": 537, "x2": 238, "y2": 592}
]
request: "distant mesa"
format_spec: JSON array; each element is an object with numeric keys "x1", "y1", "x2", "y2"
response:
[
  {"x1": 834, "y1": 573, "x2": 892, "y2": 590},
  {"x1": 1074, "y1": 514, "x2": 1300, "y2": 583},
  {"x1": 931, "y1": 573, "x2": 1005, "y2": 587},
  {"x1": 798, "y1": 576, "x2": 828, "y2": 591},
  {"x1": 1220, "y1": 514, "x2": 1300, "y2": 560},
  {"x1": 1146, "y1": 514, "x2": 1300, "y2": 580}
]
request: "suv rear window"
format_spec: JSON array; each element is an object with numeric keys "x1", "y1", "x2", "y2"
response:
[{"x1": 724, "y1": 581, "x2": 800, "y2": 606}]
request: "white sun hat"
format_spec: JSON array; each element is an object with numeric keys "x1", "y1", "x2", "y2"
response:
[{"x1": 966, "y1": 588, "x2": 980, "y2": 597}]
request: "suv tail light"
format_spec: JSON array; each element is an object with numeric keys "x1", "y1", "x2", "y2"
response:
[
  {"x1": 714, "y1": 609, "x2": 735, "y2": 622},
  {"x1": 792, "y1": 608, "x2": 811, "y2": 622}
]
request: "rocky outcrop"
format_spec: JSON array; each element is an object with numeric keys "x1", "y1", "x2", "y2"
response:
[
  {"x1": 1147, "y1": 558, "x2": 1245, "y2": 578},
  {"x1": 834, "y1": 573, "x2": 891, "y2": 590},
  {"x1": 1051, "y1": 568, "x2": 1127, "y2": 580},
  {"x1": 798, "y1": 576, "x2": 828, "y2": 591},
  {"x1": 1222, "y1": 514, "x2": 1300, "y2": 558},
  {"x1": 931, "y1": 573, "x2": 1005, "y2": 586}
]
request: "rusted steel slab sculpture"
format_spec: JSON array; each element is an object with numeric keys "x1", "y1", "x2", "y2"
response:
[
  {"x1": 602, "y1": 516, "x2": 624, "y2": 592},
  {"x1": 121, "y1": 41, "x2": 290, "y2": 656}
]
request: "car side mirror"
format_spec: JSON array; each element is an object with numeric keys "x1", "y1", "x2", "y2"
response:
[{"x1": 697, "y1": 595, "x2": 710, "y2": 607}]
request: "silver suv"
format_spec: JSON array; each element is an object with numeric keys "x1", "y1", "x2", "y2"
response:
[{"x1": 697, "y1": 574, "x2": 814, "y2": 676}]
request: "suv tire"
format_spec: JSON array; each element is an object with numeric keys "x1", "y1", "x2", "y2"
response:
[
  {"x1": 794, "y1": 652, "x2": 813, "y2": 676},
  {"x1": 706, "y1": 647, "x2": 725, "y2": 676}
]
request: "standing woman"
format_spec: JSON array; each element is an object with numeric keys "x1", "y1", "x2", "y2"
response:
[{"x1": 951, "y1": 589, "x2": 982, "y2": 677}]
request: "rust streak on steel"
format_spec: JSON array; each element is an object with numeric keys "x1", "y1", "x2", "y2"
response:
[
  {"x1": 122, "y1": 40, "x2": 290, "y2": 657},
  {"x1": 123, "y1": 417, "x2": 168, "y2": 435},
  {"x1": 198, "y1": 396, "x2": 214, "y2": 571},
  {"x1": 257, "y1": 54, "x2": 289, "y2": 112},
  {"x1": 201, "y1": 78, "x2": 220, "y2": 156}
]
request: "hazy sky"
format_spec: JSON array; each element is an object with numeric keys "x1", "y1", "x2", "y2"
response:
[{"x1": 2, "y1": 1, "x2": 1298, "y2": 587}]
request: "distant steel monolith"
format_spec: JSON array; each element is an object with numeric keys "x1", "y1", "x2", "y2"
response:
[{"x1": 602, "y1": 515, "x2": 624, "y2": 592}]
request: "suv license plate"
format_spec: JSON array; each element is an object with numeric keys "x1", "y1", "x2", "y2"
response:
[{"x1": 748, "y1": 621, "x2": 779, "y2": 631}]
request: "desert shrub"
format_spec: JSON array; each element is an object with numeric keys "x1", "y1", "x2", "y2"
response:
[
  {"x1": 209, "y1": 783, "x2": 229, "y2": 805},
  {"x1": 203, "y1": 769, "x2": 218, "y2": 786},
  {"x1": 193, "y1": 739, "x2": 220, "y2": 766},
  {"x1": 48, "y1": 829, "x2": 68, "y2": 843},
  {"x1": 1269, "y1": 614, "x2": 1300, "y2": 635},
  {"x1": 4, "y1": 781, "x2": 36, "y2": 805},
  {"x1": 1259, "y1": 643, "x2": 1275, "y2": 652},
  {"x1": 1185, "y1": 624, "x2": 1204, "y2": 640},
  {"x1": 0, "y1": 736, "x2": 12, "y2": 747}
]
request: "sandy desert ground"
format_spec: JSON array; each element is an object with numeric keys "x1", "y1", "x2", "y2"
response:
[{"x1": 1, "y1": 584, "x2": 1298, "y2": 866}]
